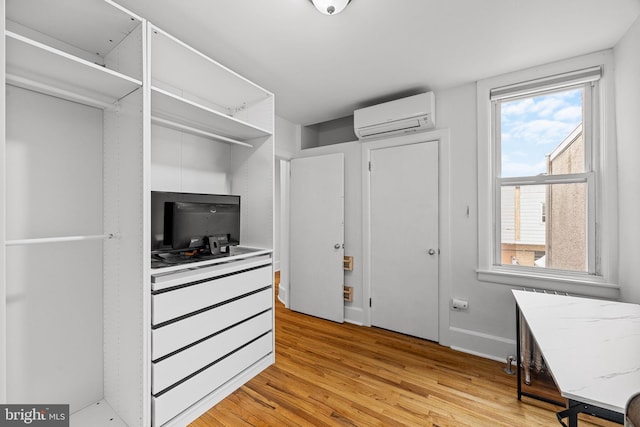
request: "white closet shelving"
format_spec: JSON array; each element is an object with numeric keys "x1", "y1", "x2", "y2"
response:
[
  {"x1": 2, "y1": 0, "x2": 146, "y2": 426},
  {"x1": 149, "y1": 25, "x2": 273, "y2": 147},
  {"x1": 5, "y1": 31, "x2": 141, "y2": 108},
  {"x1": 5, "y1": 233, "x2": 117, "y2": 246},
  {"x1": 151, "y1": 87, "x2": 266, "y2": 147},
  {"x1": 5, "y1": 0, "x2": 142, "y2": 109},
  {"x1": 147, "y1": 22, "x2": 275, "y2": 427},
  {"x1": 149, "y1": 22, "x2": 275, "y2": 250},
  {"x1": 1, "y1": 1, "x2": 275, "y2": 426}
]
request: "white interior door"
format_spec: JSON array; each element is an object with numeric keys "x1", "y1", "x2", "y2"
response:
[
  {"x1": 370, "y1": 141, "x2": 438, "y2": 340},
  {"x1": 290, "y1": 153, "x2": 344, "y2": 323}
]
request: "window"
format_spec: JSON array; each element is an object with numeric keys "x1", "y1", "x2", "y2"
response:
[
  {"x1": 494, "y1": 79, "x2": 596, "y2": 273},
  {"x1": 477, "y1": 53, "x2": 619, "y2": 295}
]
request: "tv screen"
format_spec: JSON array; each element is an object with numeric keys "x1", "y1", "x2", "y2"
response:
[{"x1": 151, "y1": 191, "x2": 240, "y2": 252}]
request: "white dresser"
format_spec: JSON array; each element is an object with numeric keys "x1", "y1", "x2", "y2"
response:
[{"x1": 151, "y1": 253, "x2": 274, "y2": 426}]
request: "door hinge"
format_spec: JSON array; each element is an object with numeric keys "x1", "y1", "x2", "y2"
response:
[
  {"x1": 369, "y1": 298, "x2": 372, "y2": 307},
  {"x1": 368, "y1": 161, "x2": 372, "y2": 172}
]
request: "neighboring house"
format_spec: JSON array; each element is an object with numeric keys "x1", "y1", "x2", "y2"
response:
[
  {"x1": 501, "y1": 185, "x2": 546, "y2": 266},
  {"x1": 546, "y1": 124, "x2": 586, "y2": 271},
  {"x1": 501, "y1": 124, "x2": 584, "y2": 269}
]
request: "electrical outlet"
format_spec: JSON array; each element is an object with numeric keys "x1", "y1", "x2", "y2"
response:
[{"x1": 452, "y1": 298, "x2": 469, "y2": 310}]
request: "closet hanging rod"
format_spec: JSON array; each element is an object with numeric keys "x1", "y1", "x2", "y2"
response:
[
  {"x1": 6, "y1": 233, "x2": 118, "y2": 246},
  {"x1": 6, "y1": 74, "x2": 117, "y2": 110},
  {"x1": 151, "y1": 116, "x2": 254, "y2": 148}
]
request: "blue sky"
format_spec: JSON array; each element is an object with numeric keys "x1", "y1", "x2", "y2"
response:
[{"x1": 500, "y1": 88, "x2": 583, "y2": 178}]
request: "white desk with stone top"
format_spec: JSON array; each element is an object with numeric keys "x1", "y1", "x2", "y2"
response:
[{"x1": 512, "y1": 290, "x2": 640, "y2": 426}]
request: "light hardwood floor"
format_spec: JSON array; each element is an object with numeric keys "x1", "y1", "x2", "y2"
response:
[{"x1": 190, "y1": 284, "x2": 617, "y2": 427}]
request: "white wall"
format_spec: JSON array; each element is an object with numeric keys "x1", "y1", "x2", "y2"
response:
[
  {"x1": 316, "y1": 116, "x2": 356, "y2": 146},
  {"x1": 273, "y1": 116, "x2": 300, "y2": 290},
  {"x1": 275, "y1": 115, "x2": 298, "y2": 160},
  {"x1": 278, "y1": 20, "x2": 640, "y2": 359},
  {"x1": 150, "y1": 125, "x2": 232, "y2": 194},
  {"x1": 434, "y1": 84, "x2": 518, "y2": 359},
  {"x1": 437, "y1": 45, "x2": 633, "y2": 360},
  {"x1": 614, "y1": 16, "x2": 640, "y2": 304},
  {"x1": 280, "y1": 86, "x2": 522, "y2": 358}
]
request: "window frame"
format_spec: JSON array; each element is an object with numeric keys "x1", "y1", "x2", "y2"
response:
[
  {"x1": 476, "y1": 51, "x2": 619, "y2": 298},
  {"x1": 493, "y1": 82, "x2": 596, "y2": 274}
]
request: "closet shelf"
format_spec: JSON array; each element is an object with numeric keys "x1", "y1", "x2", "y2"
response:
[
  {"x1": 6, "y1": 31, "x2": 142, "y2": 106},
  {"x1": 150, "y1": 25, "x2": 272, "y2": 117},
  {"x1": 6, "y1": 233, "x2": 117, "y2": 246},
  {"x1": 151, "y1": 86, "x2": 272, "y2": 143},
  {"x1": 6, "y1": 74, "x2": 118, "y2": 110},
  {"x1": 151, "y1": 116, "x2": 253, "y2": 147}
]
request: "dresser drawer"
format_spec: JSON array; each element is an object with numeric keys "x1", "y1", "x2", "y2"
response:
[
  {"x1": 152, "y1": 332, "x2": 273, "y2": 427},
  {"x1": 152, "y1": 265, "x2": 271, "y2": 326},
  {"x1": 152, "y1": 287, "x2": 272, "y2": 360},
  {"x1": 152, "y1": 310, "x2": 272, "y2": 394}
]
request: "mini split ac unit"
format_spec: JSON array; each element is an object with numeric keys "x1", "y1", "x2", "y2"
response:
[{"x1": 353, "y1": 92, "x2": 435, "y2": 140}]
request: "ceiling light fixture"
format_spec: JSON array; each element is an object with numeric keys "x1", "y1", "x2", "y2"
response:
[{"x1": 309, "y1": 0, "x2": 351, "y2": 15}]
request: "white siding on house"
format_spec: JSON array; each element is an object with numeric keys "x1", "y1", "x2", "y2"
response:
[
  {"x1": 500, "y1": 186, "x2": 545, "y2": 245},
  {"x1": 519, "y1": 186, "x2": 546, "y2": 245},
  {"x1": 501, "y1": 186, "x2": 515, "y2": 242}
]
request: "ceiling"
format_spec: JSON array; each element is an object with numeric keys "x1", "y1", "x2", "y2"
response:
[{"x1": 116, "y1": 0, "x2": 640, "y2": 126}]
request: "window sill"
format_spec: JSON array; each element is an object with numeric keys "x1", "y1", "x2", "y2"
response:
[{"x1": 477, "y1": 267, "x2": 620, "y2": 299}]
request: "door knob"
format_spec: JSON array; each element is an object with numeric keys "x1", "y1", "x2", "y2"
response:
[
  {"x1": 428, "y1": 249, "x2": 436, "y2": 255},
  {"x1": 334, "y1": 243, "x2": 341, "y2": 249}
]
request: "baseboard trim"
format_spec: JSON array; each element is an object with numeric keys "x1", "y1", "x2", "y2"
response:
[
  {"x1": 277, "y1": 285, "x2": 287, "y2": 307},
  {"x1": 448, "y1": 326, "x2": 516, "y2": 362},
  {"x1": 344, "y1": 306, "x2": 364, "y2": 325}
]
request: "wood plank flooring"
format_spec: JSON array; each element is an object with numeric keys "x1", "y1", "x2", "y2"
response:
[{"x1": 190, "y1": 292, "x2": 617, "y2": 426}]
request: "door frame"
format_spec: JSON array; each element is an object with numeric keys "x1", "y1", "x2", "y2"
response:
[
  {"x1": 361, "y1": 129, "x2": 452, "y2": 346},
  {"x1": 277, "y1": 157, "x2": 291, "y2": 308}
]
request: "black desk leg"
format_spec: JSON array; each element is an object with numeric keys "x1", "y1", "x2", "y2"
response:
[
  {"x1": 515, "y1": 303, "x2": 567, "y2": 408},
  {"x1": 516, "y1": 304, "x2": 522, "y2": 400},
  {"x1": 557, "y1": 400, "x2": 624, "y2": 427},
  {"x1": 556, "y1": 401, "x2": 579, "y2": 427}
]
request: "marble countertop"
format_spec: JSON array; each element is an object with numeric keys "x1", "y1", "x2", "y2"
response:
[{"x1": 513, "y1": 290, "x2": 640, "y2": 413}]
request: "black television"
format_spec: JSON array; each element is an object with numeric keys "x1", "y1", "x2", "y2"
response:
[{"x1": 151, "y1": 191, "x2": 240, "y2": 253}]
